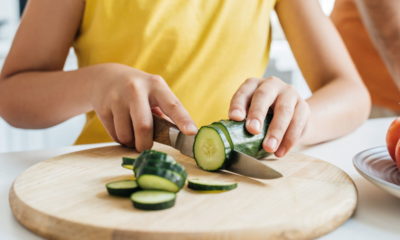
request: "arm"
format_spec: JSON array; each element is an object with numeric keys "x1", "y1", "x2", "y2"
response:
[
  {"x1": 0, "y1": 0, "x2": 89, "y2": 128},
  {"x1": 276, "y1": 0, "x2": 371, "y2": 145},
  {"x1": 229, "y1": 0, "x2": 371, "y2": 157},
  {"x1": 0, "y1": 0, "x2": 196, "y2": 151},
  {"x1": 355, "y1": 0, "x2": 400, "y2": 89}
]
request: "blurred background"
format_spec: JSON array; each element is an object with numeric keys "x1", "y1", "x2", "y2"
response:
[{"x1": 0, "y1": 0, "x2": 335, "y2": 152}]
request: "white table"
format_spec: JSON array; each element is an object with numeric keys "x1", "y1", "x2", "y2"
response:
[{"x1": 1, "y1": 118, "x2": 399, "y2": 239}]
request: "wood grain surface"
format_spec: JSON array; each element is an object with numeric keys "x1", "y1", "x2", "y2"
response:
[{"x1": 9, "y1": 143, "x2": 357, "y2": 240}]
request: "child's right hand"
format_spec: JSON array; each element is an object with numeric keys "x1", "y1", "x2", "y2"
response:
[{"x1": 90, "y1": 63, "x2": 197, "y2": 151}]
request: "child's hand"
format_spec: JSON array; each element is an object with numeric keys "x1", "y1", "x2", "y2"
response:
[
  {"x1": 90, "y1": 63, "x2": 197, "y2": 151},
  {"x1": 229, "y1": 77, "x2": 310, "y2": 157}
]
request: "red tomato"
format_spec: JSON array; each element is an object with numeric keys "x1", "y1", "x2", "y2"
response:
[
  {"x1": 396, "y1": 139, "x2": 400, "y2": 168},
  {"x1": 386, "y1": 118, "x2": 400, "y2": 162}
]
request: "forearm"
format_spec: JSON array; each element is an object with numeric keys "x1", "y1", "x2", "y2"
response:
[
  {"x1": 301, "y1": 79, "x2": 371, "y2": 145},
  {"x1": 355, "y1": 0, "x2": 400, "y2": 89},
  {"x1": 0, "y1": 65, "x2": 102, "y2": 128}
]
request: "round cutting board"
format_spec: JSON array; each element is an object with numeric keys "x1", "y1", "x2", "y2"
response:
[{"x1": 10, "y1": 143, "x2": 357, "y2": 240}]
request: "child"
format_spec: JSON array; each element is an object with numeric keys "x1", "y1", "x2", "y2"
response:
[
  {"x1": 332, "y1": 0, "x2": 400, "y2": 118},
  {"x1": 0, "y1": 0, "x2": 370, "y2": 157}
]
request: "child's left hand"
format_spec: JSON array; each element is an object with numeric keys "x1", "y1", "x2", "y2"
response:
[{"x1": 229, "y1": 76, "x2": 310, "y2": 157}]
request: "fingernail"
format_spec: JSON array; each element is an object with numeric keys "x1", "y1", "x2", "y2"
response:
[
  {"x1": 265, "y1": 137, "x2": 278, "y2": 152},
  {"x1": 185, "y1": 124, "x2": 198, "y2": 134},
  {"x1": 231, "y1": 109, "x2": 244, "y2": 119},
  {"x1": 248, "y1": 119, "x2": 260, "y2": 132}
]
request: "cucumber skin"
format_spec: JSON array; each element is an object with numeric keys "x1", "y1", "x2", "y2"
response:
[
  {"x1": 132, "y1": 199, "x2": 175, "y2": 210},
  {"x1": 131, "y1": 192, "x2": 176, "y2": 210},
  {"x1": 136, "y1": 167, "x2": 185, "y2": 192},
  {"x1": 135, "y1": 158, "x2": 187, "y2": 180},
  {"x1": 107, "y1": 188, "x2": 139, "y2": 197},
  {"x1": 193, "y1": 125, "x2": 232, "y2": 171},
  {"x1": 122, "y1": 157, "x2": 136, "y2": 165},
  {"x1": 188, "y1": 180, "x2": 238, "y2": 191},
  {"x1": 134, "y1": 150, "x2": 175, "y2": 173},
  {"x1": 134, "y1": 150, "x2": 187, "y2": 180},
  {"x1": 218, "y1": 113, "x2": 273, "y2": 159}
]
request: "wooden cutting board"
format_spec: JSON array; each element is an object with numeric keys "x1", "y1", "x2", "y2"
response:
[{"x1": 10, "y1": 143, "x2": 357, "y2": 240}]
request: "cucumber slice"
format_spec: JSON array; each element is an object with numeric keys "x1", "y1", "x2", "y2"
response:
[
  {"x1": 134, "y1": 150, "x2": 176, "y2": 172},
  {"x1": 137, "y1": 167, "x2": 185, "y2": 192},
  {"x1": 188, "y1": 179, "x2": 238, "y2": 191},
  {"x1": 131, "y1": 190, "x2": 176, "y2": 210},
  {"x1": 135, "y1": 159, "x2": 187, "y2": 180},
  {"x1": 218, "y1": 113, "x2": 273, "y2": 159},
  {"x1": 121, "y1": 157, "x2": 136, "y2": 170},
  {"x1": 122, "y1": 164, "x2": 134, "y2": 170},
  {"x1": 106, "y1": 180, "x2": 140, "y2": 197},
  {"x1": 122, "y1": 157, "x2": 136, "y2": 165},
  {"x1": 193, "y1": 125, "x2": 232, "y2": 171},
  {"x1": 211, "y1": 122, "x2": 233, "y2": 148}
]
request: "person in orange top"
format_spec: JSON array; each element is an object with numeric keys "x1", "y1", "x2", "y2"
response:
[
  {"x1": 331, "y1": 0, "x2": 400, "y2": 117},
  {"x1": 0, "y1": 0, "x2": 370, "y2": 157}
]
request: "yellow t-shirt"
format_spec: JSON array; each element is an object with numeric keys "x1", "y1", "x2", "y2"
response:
[{"x1": 73, "y1": 0, "x2": 277, "y2": 144}]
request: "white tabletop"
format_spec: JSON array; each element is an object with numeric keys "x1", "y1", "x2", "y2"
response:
[{"x1": 1, "y1": 117, "x2": 399, "y2": 239}]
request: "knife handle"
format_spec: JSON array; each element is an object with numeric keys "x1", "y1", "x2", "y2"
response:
[{"x1": 153, "y1": 114, "x2": 177, "y2": 146}]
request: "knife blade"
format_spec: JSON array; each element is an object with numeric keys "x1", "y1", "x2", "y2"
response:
[{"x1": 153, "y1": 115, "x2": 283, "y2": 179}]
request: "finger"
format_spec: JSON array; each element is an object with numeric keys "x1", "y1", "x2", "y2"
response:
[
  {"x1": 229, "y1": 78, "x2": 260, "y2": 121},
  {"x1": 130, "y1": 95, "x2": 154, "y2": 152},
  {"x1": 151, "y1": 106, "x2": 172, "y2": 122},
  {"x1": 151, "y1": 106, "x2": 164, "y2": 117},
  {"x1": 262, "y1": 88, "x2": 298, "y2": 153},
  {"x1": 112, "y1": 104, "x2": 134, "y2": 147},
  {"x1": 155, "y1": 88, "x2": 197, "y2": 135},
  {"x1": 246, "y1": 79, "x2": 281, "y2": 135},
  {"x1": 97, "y1": 109, "x2": 118, "y2": 142},
  {"x1": 274, "y1": 101, "x2": 310, "y2": 157}
]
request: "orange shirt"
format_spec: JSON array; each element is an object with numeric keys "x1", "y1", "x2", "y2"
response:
[{"x1": 331, "y1": 0, "x2": 400, "y2": 112}]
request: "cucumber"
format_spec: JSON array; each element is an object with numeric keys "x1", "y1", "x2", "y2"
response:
[
  {"x1": 106, "y1": 180, "x2": 140, "y2": 197},
  {"x1": 188, "y1": 179, "x2": 238, "y2": 191},
  {"x1": 134, "y1": 150, "x2": 176, "y2": 173},
  {"x1": 193, "y1": 125, "x2": 232, "y2": 171},
  {"x1": 135, "y1": 159, "x2": 187, "y2": 180},
  {"x1": 122, "y1": 157, "x2": 136, "y2": 165},
  {"x1": 121, "y1": 157, "x2": 136, "y2": 170},
  {"x1": 217, "y1": 113, "x2": 273, "y2": 159},
  {"x1": 131, "y1": 190, "x2": 176, "y2": 210},
  {"x1": 122, "y1": 164, "x2": 134, "y2": 170},
  {"x1": 193, "y1": 115, "x2": 273, "y2": 172},
  {"x1": 211, "y1": 122, "x2": 233, "y2": 147},
  {"x1": 136, "y1": 167, "x2": 185, "y2": 192}
]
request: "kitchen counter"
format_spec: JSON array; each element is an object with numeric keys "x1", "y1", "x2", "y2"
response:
[{"x1": 1, "y1": 117, "x2": 399, "y2": 239}]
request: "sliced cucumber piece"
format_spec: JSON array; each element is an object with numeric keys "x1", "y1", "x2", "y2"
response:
[
  {"x1": 137, "y1": 167, "x2": 185, "y2": 192},
  {"x1": 122, "y1": 164, "x2": 134, "y2": 170},
  {"x1": 211, "y1": 122, "x2": 234, "y2": 148},
  {"x1": 135, "y1": 159, "x2": 187, "y2": 180},
  {"x1": 131, "y1": 190, "x2": 176, "y2": 210},
  {"x1": 188, "y1": 179, "x2": 238, "y2": 191},
  {"x1": 134, "y1": 150, "x2": 176, "y2": 173},
  {"x1": 106, "y1": 180, "x2": 140, "y2": 197},
  {"x1": 122, "y1": 157, "x2": 136, "y2": 165},
  {"x1": 193, "y1": 125, "x2": 231, "y2": 171},
  {"x1": 121, "y1": 157, "x2": 136, "y2": 170}
]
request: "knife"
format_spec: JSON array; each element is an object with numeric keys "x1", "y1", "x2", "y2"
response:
[{"x1": 153, "y1": 115, "x2": 283, "y2": 179}]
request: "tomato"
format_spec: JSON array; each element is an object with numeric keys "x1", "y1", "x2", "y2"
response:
[{"x1": 386, "y1": 118, "x2": 400, "y2": 162}]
